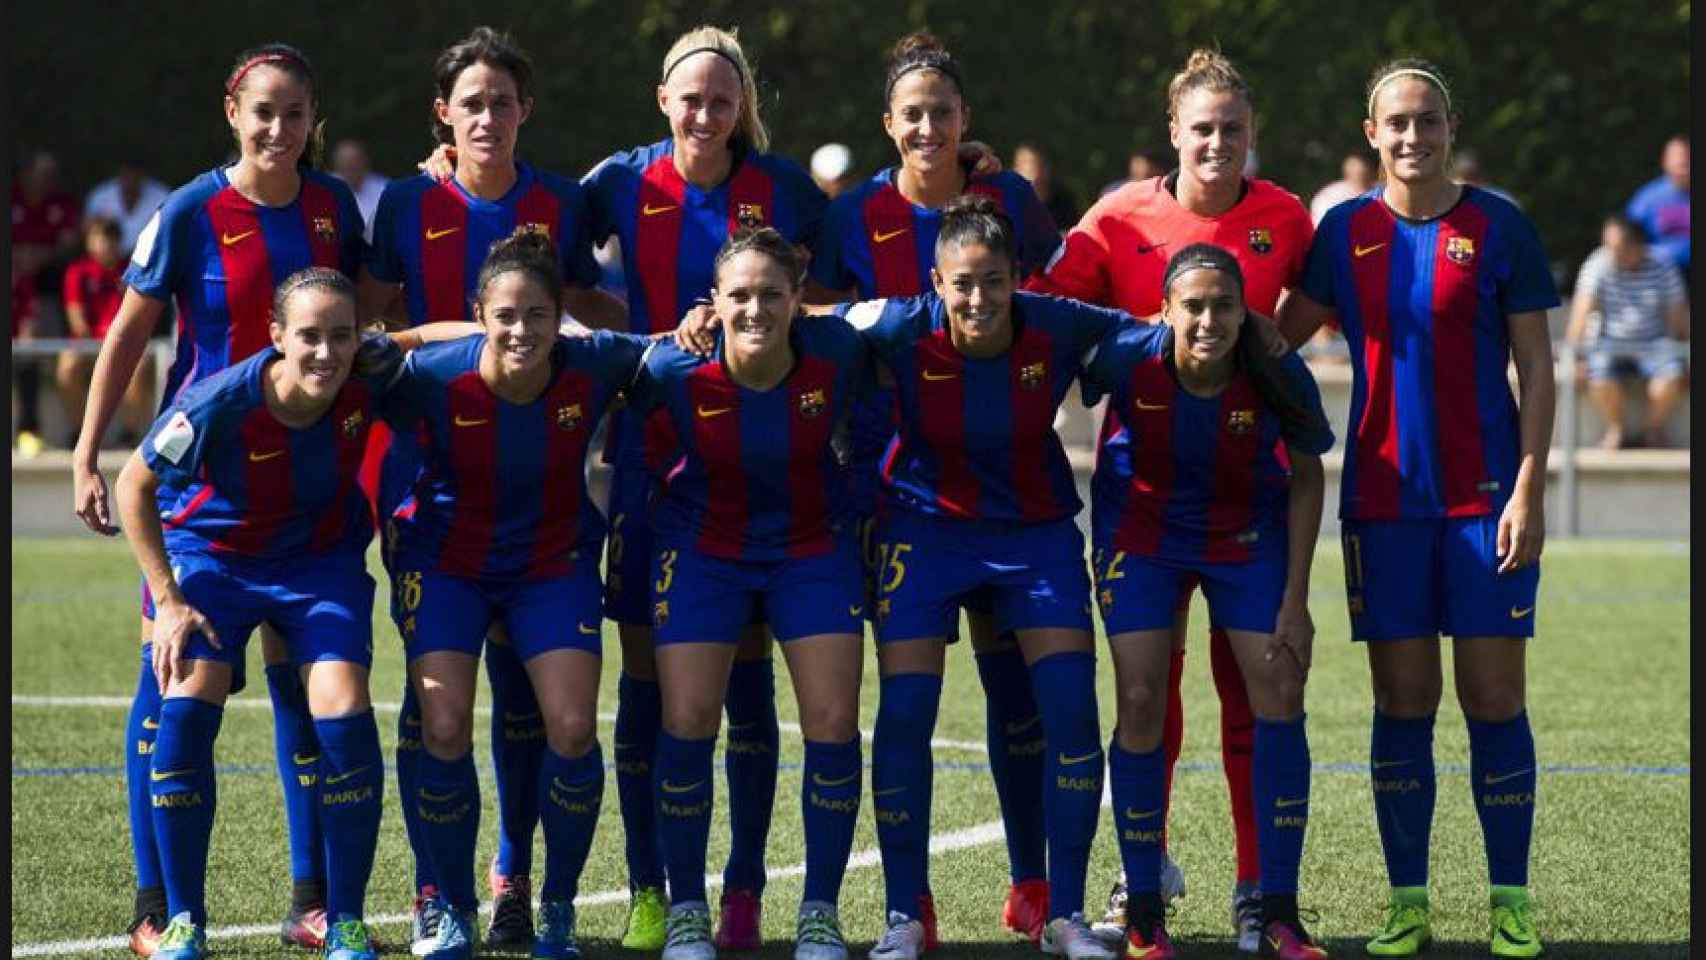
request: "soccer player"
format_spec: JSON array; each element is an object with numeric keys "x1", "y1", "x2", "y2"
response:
[
  {"x1": 359, "y1": 26, "x2": 622, "y2": 951},
  {"x1": 1028, "y1": 49, "x2": 1315, "y2": 952},
  {"x1": 384, "y1": 229, "x2": 652, "y2": 960},
  {"x1": 1276, "y1": 58, "x2": 1557, "y2": 959},
  {"x1": 810, "y1": 32, "x2": 1062, "y2": 946},
  {"x1": 68, "y1": 44, "x2": 365, "y2": 955},
  {"x1": 1081, "y1": 244, "x2": 1333, "y2": 959},
  {"x1": 627, "y1": 228, "x2": 867, "y2": 960},
  {"x1": 111, "y1": 268, "x2": 462, "y2": 960},
  {"x1": 841, "y1": 195, "x2": 1123, "y2": 960}
]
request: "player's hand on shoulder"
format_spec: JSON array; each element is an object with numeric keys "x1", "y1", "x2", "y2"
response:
[
  {"x1": 959, "y1": 140, "x2": 1002, "y2": 177},
  {"x1": 675, "y1": 302, "x2": 718, "y2": 357},
  {"x1": 419, "y1": 144, "x2": 456, "y2": 182}
]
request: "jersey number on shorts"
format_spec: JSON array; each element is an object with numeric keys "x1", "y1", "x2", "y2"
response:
[
  {"x1": 397, "y1": 570, "x2": 423, "y2": 638},
  {"x1": 654, "y1": 549, "x2": 678, "y2": 596}
]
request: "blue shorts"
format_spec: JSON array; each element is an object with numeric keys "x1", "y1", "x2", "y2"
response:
[
  {"x1": 174, "y1": 551, "x2": 375, "y2": 670},
  {"x1": 1092, "y1": 544, "x2": 1286, "y2": 636},
  {"x1": 874, "y1": 510, "x2": 1093, "y2": 644},
  {"x1": 1586, "y1": 339, "x2": 1687, "y2": 382},
  {"x1": 603, "y1": 458, "x2": 658, "y2": 626},
  {"x1": 652, "y1": 534, "x2": 863, "y2": 645},
  {"x1": 855, "y1": 510, "x2": 991, "y2": 637},
  {"x1": 395, "y1": 565, "x2": 604, "y2": 662},
  {"x1": 1342, "y1": 515, "x2": 1540, "y2": 641}
]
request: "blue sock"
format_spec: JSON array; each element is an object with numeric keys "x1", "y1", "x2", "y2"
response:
[
  {"x1": 315, "y1": 711, "x2": 384, "y2": 919},
  {"x1": 655, "y1": 731, "x2": 717, "y2": 906},
  {"x1": 723, "y1": 657, "x2": 780, "y2": 895},
  {"x1": 871, "y1": 672, "x2": 941, "y2": 917},
  {"x1": 801, "y1": 737, "x2": 862, "y2": 906},
  {"x1": 417, "y1": 750, "x2": 481, "y2": 911},
  {"x1": 614, "y1": 674, "x2": 665, "y2": 890},
  {"x1": 1370, "y1": 711, "x2": 1437, "y2": 889},
  {"x1": 486, "y1": 641, "x2": 543, "y2": 879},
  {"x1": 266, "y1": 664, "x2": 326, "y2": 887},
  {"x1": 126, "y1": 645, "x2": 165, "y2": 895},
  {"x1": 395, "y1": 680, "x2": 433, "y2": 894},
  {"x1": 1467, "y1": 711, "x2": 1536, "y2": 887},
  {"x1": 1108, "y1": 740, "x2": 1165, "y2": 894},
  {"x1": 1029, "y1": 651, "x2": 1103, "y2": 921},
  {"x1": 539, "y1": 744, "x2": 605, "y2": 903},
  {"x1": 151, "y1": 698, "x2": 223, "y2": 925},
  {"x1": 975, "y1": 643, "x2": 1048, "y2": 884},
  {"x1": 1253, "y1": 717, "x2": 1311, "y2": 896}
]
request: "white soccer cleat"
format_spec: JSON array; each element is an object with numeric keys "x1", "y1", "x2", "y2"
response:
[
  {"x1": 1040, "y1": 913, "x2": 1118, "y2": 959},
  {"x1": 795, "y1": 901, "x2": 849, "y2": 960},
  {"x1": 1231, "y1": 881, "x2": 1263, "y2": 954},
  {"x1": 868, "y1": 910, "x2": 925, "y2": 960},
  {"x1": 661, "y1": 902, "x2": 715, "y2": 960}
]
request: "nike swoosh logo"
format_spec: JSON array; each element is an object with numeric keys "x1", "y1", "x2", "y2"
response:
[
  {"x1": 1483, "y1": 767, "x2": 1534, "y2": 785},
  {"x1": 1266, "y1": 937, "x2": 1283, "y2": 951},
  {"x1": 1004, "y1": 716, "x2": 1041, "y2": 736},
  {"x1": 642, "y1": 203, "x2": 679, "y2": 216},
  {"x1": 1274, "y1": 796, "x2": 1308, "y2": 808},
  {"x1": 552, "y1": 777, "x2": 592, "y2": 793},
  {"x1": 221, "y1": 229, "x2": 257, "y2": 246},
  {"x1": 1375, "y1": 924, "x2": 1424, "y2": 945},
  {"x1": 425, "y1": 227, "x2": 461, "y2": 240},
  {"x1": 1372, "y1": 759, "x2": 1410, "y2": 769},
  {"x1": 577, "y1": 622, "x2": 600, "y2": 635},
  {"x1": 1124, "y1": 807, "x2": 1162, "y2": 820},
  {"x1": 248, "y1": 449, "x2": 285, "y2": 462},
  {"x1": 921, "y1": 370, "x2": 958, "y2": 381},
  {"x1": 1354, "y1": 242, "x2": 1388, "y2": 258},
  {"x1": 325, "y1": 765, "x2": 370, "y2": 785},
  {"x1": 696, "y1": 405, "x2": 734, "y2": 418},
  {"x1": 419, "y1": 789, "x2": 458, "y2": 803},
  {"x1": 849, "y1": 605, "x2": 863, "y2": 617},
  {"x1": 1132, "y1": 398, "x2": 1168, "y2": 411},
  {"x1": 1058, "y1": 750, "x2": 1099, "y2": 765},
  {"x1": 294, "y1": 752, "x2": 319, "y2": 766},
  {"x1": 1510, "y1": 605, "x2": 1534, "y2": 618},
  {"x1": 661, "y1": 779, "x2": 704, "y2": 794},
  {"x1": 872, "y1": 228, "x2": 908, "y2": 244},
  {"x1": 151, "y1": 768, "x2": 194, "y2": 781},
  {"x1": 142, "y1": 717, "x2": 159, "y2": 731},
  {"x1": 812, "y1": 771, "x2": 860, "y2": 787},
  {"x1": 1136, "y1": 242, "x2": 1167, "y2": 254},
  {"x1": 1496, "y1": 927, "x2": 1534, "y2": 947},
  {"x1": 874, "y1": 786, "x2": 905, "y2": 797},
  {"x1": 453, "y1": 415, "x2": 489, "y2": 427}
]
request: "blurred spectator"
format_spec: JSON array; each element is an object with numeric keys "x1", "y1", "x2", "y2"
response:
[
  {"x1": 1451, "y1": 149, "x2": 1518, "y2": 206},
  {"x1": 12, "y1": 150, "x2": 80, "y2": 457},
  {"x1": 1565, "y1": 213, "x2": 1690, "y2": 449},
  {"x1": 12, "y1": 267, "x2": 44, "y2": 456},
  {"x1": 1309, "y1": 151, "x2": 1377, "y2": 224},
  {"x1": 60, "y1": 216, "x2": 154, "y2": 450},
  {"x1": 1012, "y1": 141, "x2": 1079, "y2": 233},
  {"x1": 810, "y1": 142, "x2": 857, "y2": 198},
  {"x1": 83, "y1": 161, "x2": 169, "y2": 257},
  {"x1": 1101, "y1": 148, "x2": 1167, "y2": 197},
  {"x1": 1627, "y1": 134, "x2": 1690, "y2": 281},
  {"x1": 331, "y1": 138, "x2": 388, "y2": 240}
]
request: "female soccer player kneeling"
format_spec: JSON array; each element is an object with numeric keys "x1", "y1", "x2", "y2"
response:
[
  {"x1": 625, "y1": 228, "x2": 867, "y2": 960},
  {"x1": 115, "y1": 269, "x2": 462, "y2": 960},
  {"x1": 1080, "y1": 244, "x2": 1333, "y2": 960},
  {"x1": 383, "y1": 229, "x2": 652, "y2": 960}
]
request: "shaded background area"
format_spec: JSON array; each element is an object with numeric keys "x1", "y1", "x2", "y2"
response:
[{"x1": 11, "y1": 0, "x2": 1692, "y2": 278}]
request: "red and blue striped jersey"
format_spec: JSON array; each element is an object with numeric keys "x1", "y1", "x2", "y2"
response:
[
  {"x1": 386, "y1": 331, "x2": 650, "y2": 580},
  {"x1": 582, "y1": 139, "x2": 826, "y2": 335},
  {"x1": 811, "y1": 167, "x2": 1061, "y2": 298},
  {"x1": 840, "y1": 291, "x2": 1126, "y2": 523},
  {"x1": 1083, "y1": 323, "x2": 1334, "y2": 564},
  {"x1": 140, "y1": 337, "x2": 404, "y2": 561},
  {"x1": 125, "y1": 167, "x2": 366, "y2": 409},
  {"x1": 1301, "y1": 186, "x2": 1559, "y2": 520},
  {"x1": 627, "y1": 317, "x2": 871, "y2": 562},
  {"x1": 367, "y1": 163, "x2": 601, "y2": 326}
]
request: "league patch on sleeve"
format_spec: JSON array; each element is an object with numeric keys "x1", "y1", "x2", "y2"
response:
[
  {"x1": 152, "y1": 411, "x2": 195, "y2": 464},
  {"x1": 843, "y1": 298, "x2": 888, "y2": 331},
  {"x1": 130, "y1": 211, "x2": 162, "y2": 268}
]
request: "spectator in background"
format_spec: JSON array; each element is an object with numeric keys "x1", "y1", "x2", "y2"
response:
[
  {"x1": 810, "y1": 141, "x2": 858, "y2": 198},
  {"x1": 83, "y1": 162, "x2": 170, "y2": 257},
  {"x1": 60, "y1": 216, "x2": 154, "y2": 450},
  {"x1": 1013, "y1": 140, "x2": 1081, "y2": 233},
  {"x1": 1627, "y1": 135, "x2": 1690, "y2": 282},
  {"x1": 331, "y1": 137, "x2": 388, "y2": 239},
  {"x1": 1451, "y1": 148, "x2": 1518, "y2": 206},
  {"x1": 1566, "y1": 212, "x2": 1690, "y2": 449},
  {"x1": 12, "y1": 265, "x2": 45, "y2": 456},
  {"x1": 12, "y1": 150, "x2": 81, "y2": 457},
  {"x1": 1101, "y1": 148, "x2": 1167, "y2": 197},
  {"x1": 1308, "y1": 150, "x2": 1377, "y2": 223}
]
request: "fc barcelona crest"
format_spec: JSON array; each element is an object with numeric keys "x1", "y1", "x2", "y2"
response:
[
  {"x1": 1019, "y1": 361, "x2": 1047, "y2": 390},
  {"x1": 313, "y1": 216, "x2": 338, "y2": 243},
  {"x1": 797, "y1": 387, "x2": 827, "y2": 419},
  {"x1": 1226, "y1": 409, "x2": 1256, "y2": 435},
  {"x1": 736, "y1": 202, "x2": 766, "y2": 229},
  {"x1": 1248, "y1": 228, "x2": 1273, "y2": 255},
  {"x1": 341, "y1": 408, "x2": 366, "y2": 438},
  {"x1": 556, "y1": 403, "x2": 584, "y2": 431},
  {"x1": 519, "y1": 221, "x2": 552, "y2": 240},
  {"x1": 1445, "y1": 236, "x2": 1476, "y2": 266}
]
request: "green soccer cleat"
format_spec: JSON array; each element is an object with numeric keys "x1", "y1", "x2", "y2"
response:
[
  {"x1": 322, "y1": 915, "x2": 377, "y2": 960},
  {"x1": 153, "y1": 913, "x2": 206, "y2": 960},
  {"x1": 621, "y1": 885, "x2": 668, "y2": 951},
  {"x1": 1489, "y1": 889, "x2": 1543, "y2": 958},
  {"x1": 1365, "y1": 892, "x2": 1431, "y2": 957}
]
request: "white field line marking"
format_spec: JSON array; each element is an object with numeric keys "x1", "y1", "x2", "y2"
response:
[{"x1": 11, "y1": 695, "x2": 989, "y2": 753}]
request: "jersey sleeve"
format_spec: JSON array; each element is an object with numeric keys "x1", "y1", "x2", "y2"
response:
[
  {"x1": 1078, "y1": 323, "x2": 1133, "y2": 404},
  {"x1": 809, "y1": 197, "x2": 857, "y2": 293},
  {"x1": 123, "y1": 196, "x2": 194, "y2": 302},
  {"x1": 1499, "y1": 211, "x2": 1562, "y2": 315},
  {"x1": 365, "y1": 182, "x2": 409, "y2": 283},
  {"x1": 558, "y1": 184, "x2": 603, "y2": 289},
  {"x1": 1026, "y1": 202, "x2": 1110, "y2": 302},
  {"x1": 333, "y1": 181, "x2": 368, "y2": 278},
  {"x1": 623, "y1": 339, "x2": 675, "y2": 415},
  {"x1": 1013, "y1": 180, "x2": 1063, "y2": 279},
  {"x1": 777, "y1": 157, "x2": 829, "y2": 256},
  {"x1": 1276, "y1": 353, "x2": 1336, "y2": 456},
  {"x1": 579, "y1": 156, "x2": 622, "y2": 248},
  {"x1": 1281, "y1": 199, "x2": 1316, "y2": 291},
  {"x1": 140, "y1": 393, "x2": 217, "y2": 491},
  {"x1": 1298, "y1": 218, "x2": 1341, "y2": 309},
  {"x1": 354, "y1": 333, "x2": 407, "y2": 393},
  {"x1": 377, "y1": 352, "x2": 431, "y2": 432},
  {"x1": 589, "y1": 330, "x2": 654, "y2": 389}
]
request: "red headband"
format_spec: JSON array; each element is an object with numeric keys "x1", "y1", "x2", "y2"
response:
[{"x1": 226, "y1": 52, "x2": 303, "y2": 94}]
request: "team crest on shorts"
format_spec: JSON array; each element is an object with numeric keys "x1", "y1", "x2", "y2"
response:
[
  {"x1": 518, "y1": 222, "x2": 552, "y2": 241},
  {"x1": 342, "y1": 408, "x2": 365, "y2": 438},
  {"x1": 796, "y1": 387, "x2": 827, "y2": 418},
  {"x1": 556, "y1": 403, "x2": 584, "y2": 431},
  {"x1": 1445, "y1": 235, "x2": 1475, "y2": 266},
  {"x1": 653, "y1": 600, "x2": 670, "y2": 627},
  {"x1": 1248, "y1": 228, "x2": 1273, "y2": 255},
  {"x1": 312, "y1": 216, "x2": 338, "y2": 243},
  {"x1": 1226, "y1": 409, "x2": 1256, "y2": 435},
  {"x1": 1019, "y1": 361, "x2": 1047, "y2": 390},
  {"x1": 736, "y1": 202, "x2": 766, "y2": 228}
]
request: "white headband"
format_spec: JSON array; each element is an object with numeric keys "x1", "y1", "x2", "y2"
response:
[{"x1": 1367, "y1": 68, "x2": 1452, "y2": 118}]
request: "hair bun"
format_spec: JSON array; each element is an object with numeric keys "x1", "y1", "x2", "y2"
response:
[{"x1": 890, "y1": 30, "x2": 945, "y2": 63}]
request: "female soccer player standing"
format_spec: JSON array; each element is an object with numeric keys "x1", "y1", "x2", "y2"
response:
[
  {"x1": 1277, "y1": 59, "x2": 1556, "y2": 959},
  {"x1": 627, "y1": 228, "x2": 868, "y2": 960},
  {"x1": 1028, "y1": 49, "x2": 1318, "y2": 953},
  {"x1": 1081, "y1": 244, "x2": 1333, "y2": 959},
  {"x1": 386, "y1": 230, "x2": 651, "y2": 960},
  {"x1": 113, "y1": 269, "x2": 461, "y2": 960},
  {"x1": 361, "y1": 27, "x2": 621, "y2": 951},
  {"x1": 70, "y1": 44, "x2": 365, "y2": 954}
]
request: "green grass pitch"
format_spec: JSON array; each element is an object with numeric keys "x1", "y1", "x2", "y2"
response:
[{"x1": 10, "y1": 537, "x2": 1689, "y2": 958}]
